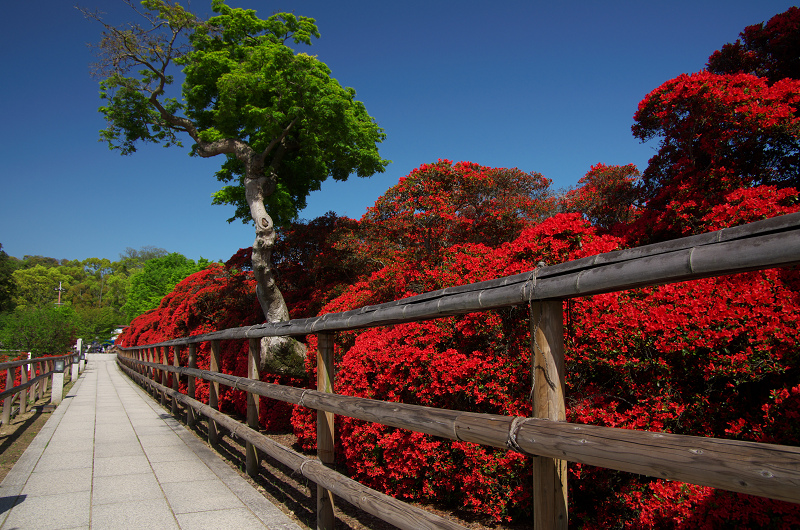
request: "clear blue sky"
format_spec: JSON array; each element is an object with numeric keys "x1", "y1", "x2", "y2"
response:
[{"x1": 0, "y1": 0, "x2": 794, "y2": 263}]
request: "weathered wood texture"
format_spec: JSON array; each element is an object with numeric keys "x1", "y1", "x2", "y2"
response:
[
  {"x1": 0, "y1": 353, "x2": 74, "y2": 371},
  {"x1": 530, "y1": 302, "x2": 567, "y2": 529},
  {"x1": 208, "y1": 341, "x2": 221, "y2": 446},
  {"x1": 246, "y1": 339, "x2": 261, "y2": 477},
  {"x1": 118, "y1": 355, "x2": 800, "y2": 504},
  {"x1": 317, "y1": 333, "x2": 335, "y2": 530},
  {"x1": 119, "y1": 213, "x2": 800, "y2": 350},
  {"x1": 0, "y1": 371, "x2": 54, "y2": 403},
  {"x1": 172, "y1": 346, "x2": 181, "y2": 415},
  {"x1": 160, "y1": 346, "x2": 168, "y2": 407},
  {"x1": 187, "y1": 343, "x2": 197, "y2": 428},
  {"x1": 0, "y1": 353, "x2": 75, "y2": 408},
  {"x1": 118, "y1": 360, "x2": 469, "y2": 530}
]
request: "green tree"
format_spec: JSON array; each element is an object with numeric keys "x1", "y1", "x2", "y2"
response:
[
  {"x1": 118, "y1": 246, "x2": 168, "y2": 273},
  {"x1": 11, "y1": 265, "x2": 72, "y2": 310},
  {"x1": 74, "y1": 306, "x2": 120, "y2": 342},
  {"x1": 83, "y1": 0, "x2": 388, "y2": 367},
  {"x1": 0, "y1": 245, "x2": 16, "y2": 313},
  {"x1": 82, "y1": 257, "x2": 113, "y2": 307},
  {"x1": 122, "y1": 253, "x2": 208, "y2": 319},
  {"x1": 0, "y1": 306, "x2": 77, "y2": 356}
]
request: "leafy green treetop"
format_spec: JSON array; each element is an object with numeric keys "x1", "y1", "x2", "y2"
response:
[
  {"x1": 83, "y1": 0, "x2": 388, "y2": 368},
  {"x1": 122, "y1": 252, "x2": 209, "y2": 320}
]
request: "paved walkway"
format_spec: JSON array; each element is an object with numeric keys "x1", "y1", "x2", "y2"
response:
[{"x1": 0, "y1": 355, "x2": 303, "y2": 530}]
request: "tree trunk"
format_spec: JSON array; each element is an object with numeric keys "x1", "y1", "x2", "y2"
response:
[{"x1": 244, "y1": 173, "x2": 307, "y2": 375}]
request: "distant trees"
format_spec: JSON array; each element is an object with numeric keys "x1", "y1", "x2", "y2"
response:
[
  {"x1": 0, "y1": 306, "x2": 78, "y2": 356},
  {"x1": 0, "y1": 245, "x2": 17, "y2": 313},
  {"x1": 0, "y1": 245, "x2": 203, "y2": 353},
  {"x1": 122, "y1": 253, "x2": 210, "y2": 319}
]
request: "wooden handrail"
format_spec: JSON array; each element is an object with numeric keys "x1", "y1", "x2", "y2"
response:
[
  {"x1": 0, "y1": 353, "x2": 74, "y2": 371},
  {"x1": 115, "y1": 213, "x2": 800, "y2": 529},
  {"x1": 117, "y1": 355, "x2": 800, "y2": 504},
  {"x1": 119, "y1": 213, "x2": 800, "y2": 350},
  {"x1": 118, "y1": 360, "x2": 468, "y2": 530}
]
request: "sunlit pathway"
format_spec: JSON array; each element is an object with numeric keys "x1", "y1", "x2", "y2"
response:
[{"x1": 0, "y1": 355, "x2": 302, "y2": 530}]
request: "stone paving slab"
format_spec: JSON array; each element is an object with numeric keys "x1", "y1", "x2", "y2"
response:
[{"x1": 0, "y1": 355, "x2": 303, "y2": 530}]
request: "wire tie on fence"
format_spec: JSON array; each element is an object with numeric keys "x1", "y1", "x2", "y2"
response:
[
  {"x1": 299, "y1": 458, "x2": 312, "y2": 477},
  {"x1": 506, "y1": 416, "x2": 529, "y2": 454},
  {"x1": 298, "y1": 389, "x2": 309, "y2": 407}
]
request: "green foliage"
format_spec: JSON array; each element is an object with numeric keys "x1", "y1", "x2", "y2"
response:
[
  {"x1": 0, "y1": 306, "x2": 77, "y2": 356},
  {"x1": 11, "y1": 265, "x2": 72, "y2": 310},
  {"x1": 122, "y1": 253, "x2": 210, "y2": 319},
  {"x1": 184, "y1": 2, "x2": 388, "y2": 225},
  {"x1": 0, "y1": 244, "x2": 16, "y2": 313},
  {"x1": 0, "y1": 245, "x2": 173, "y2": 350},
  {"x1": 74, "y1": 306, "x2": 120, "y2": 341},
  {"x1": 88, "y1": 0, "x2": 388, "y2": 228}
]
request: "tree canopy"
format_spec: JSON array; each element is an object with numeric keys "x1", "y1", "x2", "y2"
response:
[
  {"x1": 0, "y1": 306, "x2": 78, "y2": 356},
  {"x1": 122, "y1": 252, "x2": 209, "y2": 319},
  {"x1": 0, "y1": 245, "x2": 16, "y2": 313},
  {"x1": 707, "y1": 7, "x2": 800, "y2": 84},
  {"x1": 630, "y1": 8, "x2": 800, "y2": 241},
  {"x1": 85, "y1": 1, "x2": 389, "y2": 366}
]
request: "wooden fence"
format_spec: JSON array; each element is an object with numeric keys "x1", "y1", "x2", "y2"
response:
[
  {"x1": 117, "y1": 212, "x2": 800, "y2": 530},
  {"x1": 0, "y1": 353, "x2": 78, "y2": 425}
]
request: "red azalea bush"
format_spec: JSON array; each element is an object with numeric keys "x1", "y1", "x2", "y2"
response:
[
  {"x1": 630, "y1": 71, "x2": 800, "y2": 244},
  {"x1": 118, "y1": 160, "x2": 800, "y2": 526},
  {"x1": 117, "y1": 261, "x2": 302, "y2": 430},
  {"x1": 291, "y1": 213, "x2": 623, "y2": 522},
  {"x1": 290, "y1": 186, "x2": 800, "y2": 525}
]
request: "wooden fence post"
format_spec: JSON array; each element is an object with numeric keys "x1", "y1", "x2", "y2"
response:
[
  {"x1": 42, "y1": 360, "x2": 49, "y2": 396},
  {"x1": 317, "y1": 332, "x2": 335, "y2": 530},
  {"x1": 172, "y1": 346, "x2": 181, "y2": 415},
  {"x1": 20, "y1": 363, "x2": 28, "y2": 414},
  {"x1": 530, "y1": 301, "x2": 568, "y2": 530},
  {"x1": 208, "y1": 340, "x2": 221, "y2": 446},
  {"x1": 147, "y1": 347, "x2": 155, "y2": 394},
  {"x1": 187, "y1": 343, "x2": 197, "y2": 428},
  {"x1": 160, "y1": 346, "x2": 168, "y2": 407},
  {"x1": 246, "y1": 338, "x2": 261, "y2": 477},
  {"x1": 37, "y1": 361, "x2": 45, "y2": 401},
  {"x1": 2, "y1": 367, "x2": 13, "y2": 425}
]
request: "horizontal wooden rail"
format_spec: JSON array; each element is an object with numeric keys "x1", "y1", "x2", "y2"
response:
[
  {"x1": 119, "y1": 356, "x2": 800, "y2": 504},
  {"x1": 118, "y1": 360, "x2": 468, "y2": 530},
  {"x1": 0, "y1": 353, "x2": 73, "y2": 371},
  {"x1": 120, "y1": 213, "x2": 800, "y2": 350},
  {"x1": 116, "y1": 215, "x2": 800, "y2": 529},
  {"x1": 0, "y1": 371, "x2": 55, "y2": 402}
]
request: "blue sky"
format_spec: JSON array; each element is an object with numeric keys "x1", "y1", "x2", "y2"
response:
[{"x1": 0, "y1": 0, "x2": 795, "y2": 262}]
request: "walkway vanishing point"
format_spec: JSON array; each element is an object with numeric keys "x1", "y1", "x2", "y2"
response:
[{"x1": 0, "y1": 354, "x2": 302, "y2": 530}]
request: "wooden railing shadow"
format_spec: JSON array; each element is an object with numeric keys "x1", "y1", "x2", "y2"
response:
[{"x1": 118, "y1": 213, "x2": 800, "y2": 530}]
